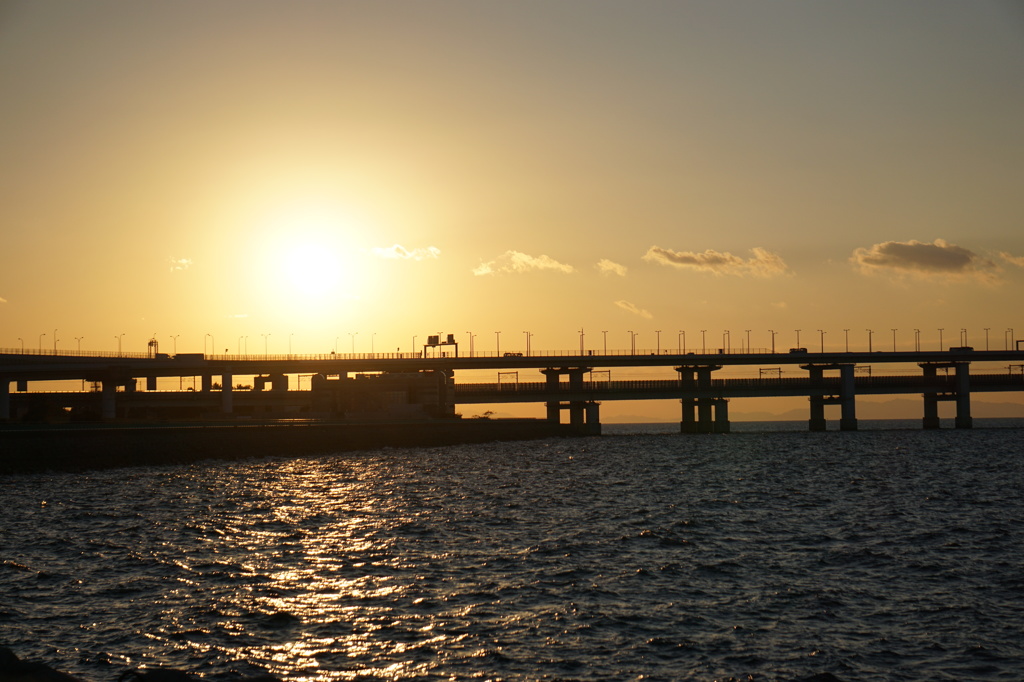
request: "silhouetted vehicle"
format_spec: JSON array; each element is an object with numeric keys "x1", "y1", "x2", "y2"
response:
[{"x1": 789, "y1": 348, "x2": 808, "y2": 353}]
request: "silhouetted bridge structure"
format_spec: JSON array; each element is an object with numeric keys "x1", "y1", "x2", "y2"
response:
[{"x1": 3, "y1": 347, "x2": 1024, "y2": 433}]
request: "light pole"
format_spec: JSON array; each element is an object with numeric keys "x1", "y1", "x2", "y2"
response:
[
  {"x1": 891, "y1": 328, "x2": 897, "y2": 352},
  {"x1": 844, "y1": 329, "x2": 850, "y2": 353},
  {"x1": 18, "y1": 338, "x2": 24, "y2": 351},
  {"x1": 960, "y1": 328, "x2": 967, "y2": 347},
  {"x1": 290, "y1": 333, "x2": 295, "y2": 355},
  {"x1": 678, "y1": 330, "x2": 685, "y2": 354},
  {"x1": 628, "y1": 330, "x2": 637, "y2": 354},
  {"x1": 75, "y1": 337, "x2": 83, "y2": 352},
  {"x1": 466, "y1": 331, "x2": 474, "y2": 357},
  {"x1": 984, "y1": 327, "x2": 990, "y2": 351},
  {"x1": 701, "y1": 329, "x2": 706, "y2": 354},
  {"x1": 205, "y1": 333, "x2": 213, "y2": 356},
  {"x1": 938, "y1": 328, "x2": 944, "y2": 351},
  {"x1": 53, "y1": 328, "x2": 58, "y2": 352},
  {"x1": 723, "y1": 330, "x2": 730, "y2": 353},
  {"x1": 866, "y1": 329, "x2": 873, "y2": 353},
  {"x1": 579, "y1": 328, "x2": 585, "y2": 355},
  {"x1": 412, "y1": 336, "x2": 417, "y2": 356},
  {"x1": 914, "y1": 329, "x2": 920, "y2": 352},
  {"x1": 263, "y1": 333, "x2": 271, "y2": 355},
  {"x1": 348, "y1": 332, "x2": 357, "y2": 354},
  {"x1": 745, "y1": 329, "x2": 751, "y2": 353},
  {"x1": 172, "y1": 335, "x2": 179, "y2": 354},
  {"x1": 523, "y1": 331, "x2": 532, "y2": 356},
  {"x1": 795, "y1": 329, "x2": 801, "y2": 349},
  {"x1": 495, "y1": 331, "x2": 501, "y2": 357},
  {"x1": 1008, "y1": 328, "x2": 1015, "y2": 351},
  {"x1": 655, "y1": 330, "x2": 661, "y2": 354},
  {"x1": 39, "y1": 333, "x2": 46, "y2": 351},
  {"x1": 769, "y1": 329, "x2": 777, "y2": 354},
  {"x1": 371, "y1": 332, "x2": 376, "y2": 354},
  {"x1": 818, "y1": 329, "x2": 825, "y2": 353},
  {"x1": 118, "y1": 333, "x2": 126, "y2": 354},
  {"x1": 602, "y1": 330, "x2": 608, "y2": 355}
]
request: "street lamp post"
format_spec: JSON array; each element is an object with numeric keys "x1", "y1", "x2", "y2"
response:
[
  {"x1": 579, "y1": 328, "x2": 585, "y2": 355},
  {"x1": 701, "y1": 330, "x2": 706, "y2": 354},
  {"x1": 75, "y1": 337, "x2": 83, "y2": 352},
  {"x1": 348, "y1": 332, "x2": 357, "y2": 354},
  {"x1": 866, "y1": 329, "x2": 873, "y2": 353},
  {"x1": 53, "y1": 329, "x2": 58, "y2": 352},
  {"x1": 262, "y1": 333, "x2": 271, "y2": 355},
  {"x1": 891, "y1": 328, "x2": 897, "y2": 352},
  {"x1": 602, "y1": 330, "x2": 608, "y2": 355},
  {"x1": 769, "y1": 329, "x2": 777, "y2": 354},
  {"x1": 844, "y1": 329, "x2": 850, "y2": 353},
  {"x1": 678, "y1": 330, "x2": 685, "y2": 354},
  {"x1": 205, "y1": 333, "x2": 213, "y2": 356},
  {"x1": 466, "y1": 331, "x2": 474, "y2": 357},
  {"x1": 628, "y1": 330, "x2": 637, "y2": 354},
  {"x1": 371, "y1": 333, "x2": 376, "y2": 355},
  {"x1": 818, "y1": 329, "x2": 825, "y2": 353},
  {"x1": 290, "y1": 333, "x2": 295, "y2": 355},
  {"x1": 795, "y1": 329, "x2": 801, "y2": 349},
  {"x1": 118, "y1": 333, "x2": 126, "y2": 354},
  {"x1": 938, "y1": 328, "x2": 944, "y2": 351},
  {"x1": 984, "y1": 327, "x2": 990, "y2": 351},
  {"x1": 495, "y1": 331, "x2": 501, "y2": 357},
  {"x1": 523, "y1": 331, "x2": 531, "y2": 356},
  {"x1": 745, "y1": 329, "x2": 751, "y2": 353},
  {"x1": 655, "y1": 330, "x2": 661, "y2": 354},
  {"x1": 960, "y1": 328, "x2": 967, "y2": 347},
  {"x1": 172, "y1": 335, "x2": 179, "y2": 354},
  {"x1": 723, "y1": 330, "x2": 730, "y2": 353},
  {"x1": 39, "y1": 333, "x2": 46, "y2": 352}
]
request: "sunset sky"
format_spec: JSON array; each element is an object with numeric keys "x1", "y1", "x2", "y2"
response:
[{"x1": 2, "y1": 1, "x2": 1023, "y2": 361}]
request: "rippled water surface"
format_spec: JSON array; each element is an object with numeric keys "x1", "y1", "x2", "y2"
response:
[{"x1": 3, "y1": 424, "x2": 1024, "y2": 680}]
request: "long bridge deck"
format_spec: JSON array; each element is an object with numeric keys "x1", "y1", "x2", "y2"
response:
[{"x1": 3, "y1": 347, "x2": 1024, "y2": 432}]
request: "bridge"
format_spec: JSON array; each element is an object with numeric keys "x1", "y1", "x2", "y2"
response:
[{"x1": 2, "y1": 346, "x2": 1024, "y2": 432}]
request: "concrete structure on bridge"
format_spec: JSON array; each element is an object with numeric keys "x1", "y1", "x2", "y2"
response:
[{"x1": 2, "y1": 346, "x2": 1023, "y2": 432}]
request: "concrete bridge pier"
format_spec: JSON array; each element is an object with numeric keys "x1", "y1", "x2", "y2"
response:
[
  {"x1": 541, "y1": 367, "x2": 591, "y2": 427},
  {"x1": 0, "y1": 378, "x2": 9, "y2": 421},
  {"x1": 806, "y1": 366, "x2": 827, "y2": 431},
  {"x1": 221, "y1": 370, "x2": 233, "y2": 414},
  {"x1": 955, "y1": 362, "x2": 972, "y2": 429},
  {"x1": 920, "y1": 363, "x2": 942, "y2": 429},
  {"x1": 676, "y1": 365, "x2": 725, "y2": 433},
  {"x1": 839, "y1": 364, "x2": 857, "y2": 431},
  {"x1": 101, "y1": 379, "x2": 117, "y2": 420}
]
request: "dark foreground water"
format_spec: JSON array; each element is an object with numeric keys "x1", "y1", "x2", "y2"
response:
[{"x1": 3, "y1": 421, "x2": 1024, "y2": 681}]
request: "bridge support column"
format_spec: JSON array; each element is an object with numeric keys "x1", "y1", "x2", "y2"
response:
[
  {"x1": 955, "y1": 362, "x2": 972, "y2": 429},
  {"x1": 546, "y1": 402, "x2": 560, "y2": 422},
  {"x1": 839, "y1": 364, "x2": 857, "y2": 431},
  {"x1": 221, "y1": 370, "x2": 233, "y2": 414},
  {"x1": 101, "y1": 379, "x2": 117, "y2": 420},
  {"x1": 0, "y1": 378, "x2": 9, "y2": 421},
  {"x1": 920, "y1": 364, "x2": 941, "y2": 429},
  {"x1": 714, "y1": 399, "x2": 730, "y2": 433},
  {"x1": 680, "y1": 398, "x2": 697, "y2": 433},
  {"x1": 807, "y1": 367, "x2": 826, "y2": 431},
  {"x1": 584, "y1": 402, "x2": 601, "y2": 435},
  {"x1": 202, "y1": 374, "x2": 213, "y2": 392},
  {"x1": 146, "y1": 376, "x2": 157, "y2": 391},
  {"x1": 568, "y1": 368, "x2": 587, "y2": 428}
]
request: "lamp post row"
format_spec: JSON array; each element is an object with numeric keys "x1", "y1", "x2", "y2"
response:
[{"x1": 13, "y1": 327, "x2": 1018, "y2": 355}]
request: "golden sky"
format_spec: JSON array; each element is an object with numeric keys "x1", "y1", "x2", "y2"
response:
[{"x1": 2, "y1": 1, "x2": 1023, "y2": 356}]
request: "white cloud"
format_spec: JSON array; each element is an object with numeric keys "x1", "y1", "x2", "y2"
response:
[
  {"x1": 596, "y1": 259, "x2": 628, "y2": 277},
  {"x1": 372, "y1": 244, "x2": 441, "y2": 260},
  {"x1": 169, "y1": 257, "x2": 192, "y2": 272},
  {"x1": 643, "y1": 246, "x2": 788, "y2": 277},
  {"x1": 614, "y1": 300, "x2": 652, "y2": 319},
  {"x1": 851, "y1": 239, "x2": 998, "y2": 282},
  {"x1": 473, "y1": 250, "x2": 575, "y2": 275},
  {"x1": 0, "y1": 296, "x2": 6, "y2": 303},
  {"x1": 999, "y1": 251, "x2": 1024, "y2": 267}
]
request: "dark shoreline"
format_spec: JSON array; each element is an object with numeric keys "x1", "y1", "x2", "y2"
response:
[{"x1": 0, "y1": 418, "x2": 589, "y2": 474}]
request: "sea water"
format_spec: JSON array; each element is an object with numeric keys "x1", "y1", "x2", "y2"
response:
[{"x1": 2, "y1": 421, "x2": 1023, "y2": 681}]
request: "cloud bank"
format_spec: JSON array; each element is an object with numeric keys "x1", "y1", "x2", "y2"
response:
[
  {"x1": 169, "y1": 257, "x2": 192, "y2": 272},
  {"x1": 643, "y1": 246, "x2": 788, "y2": 277},
  {"x1": 372, "y1": 244, "x2": 441, "y2": 260},
  {"x1": 596, "y1": 259, "x2": 628, "y2": 277},
  {"x1": 474, "y1": 250, "x2": 575, "y2": 275},
  {"x1": 614, "y1": 300, "x2": 652, "y2": 319},
  {"x1": 999, "y1": 251, "x2": 1024, "y2": 268},
  {"x1": 851, "y1": 239, "x2": 997, "y2": 282}
]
